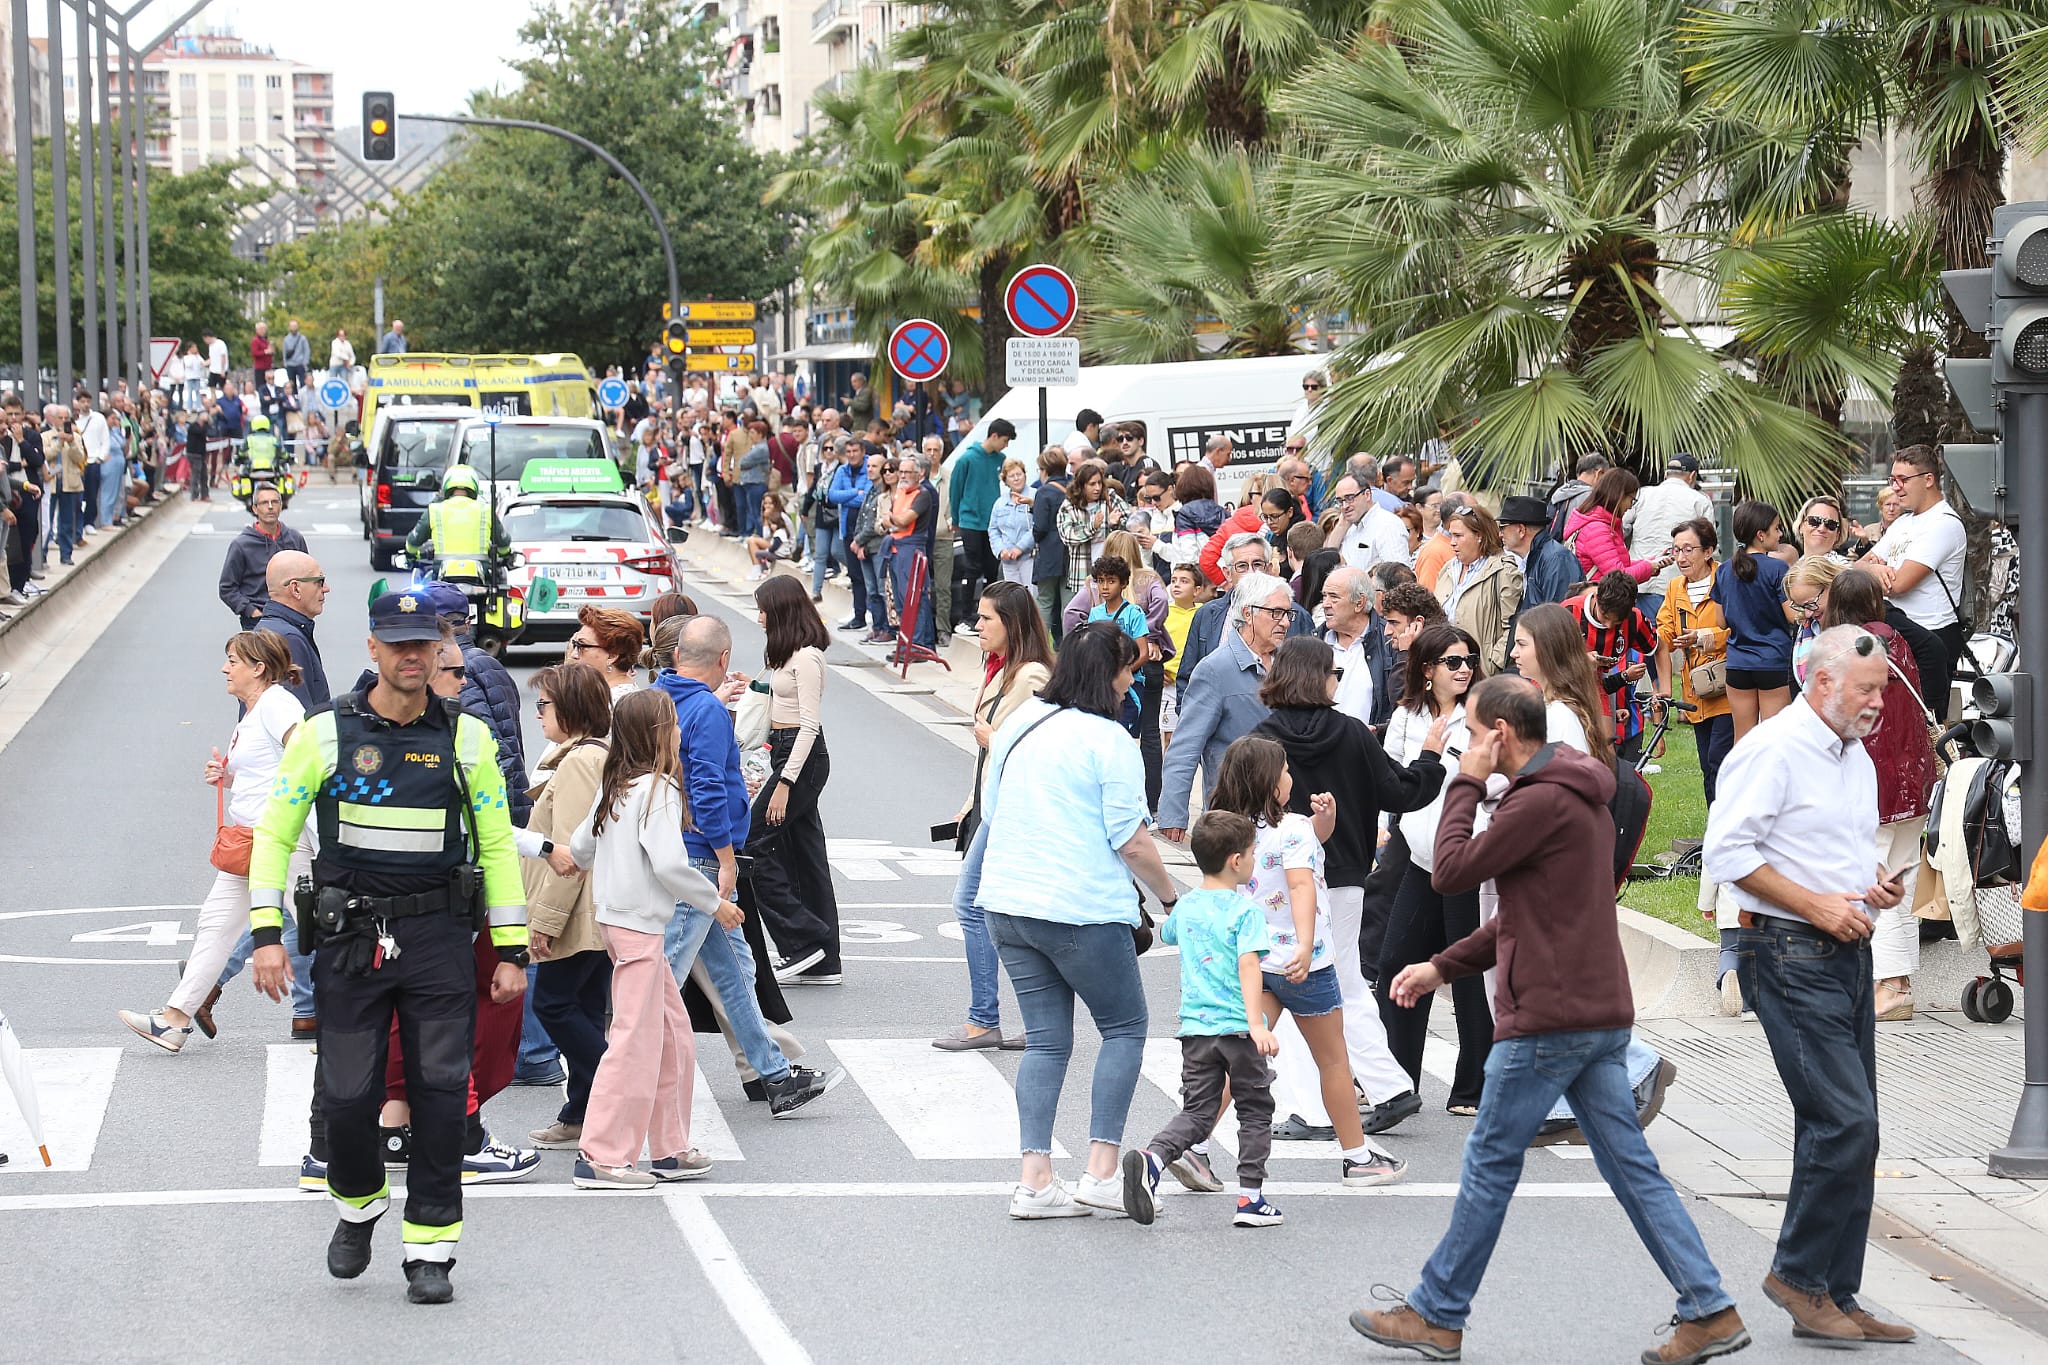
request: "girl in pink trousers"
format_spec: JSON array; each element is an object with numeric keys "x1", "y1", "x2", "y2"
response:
[{"x1": 567, "y1": 690, "x2": 726, "y2": 1189}]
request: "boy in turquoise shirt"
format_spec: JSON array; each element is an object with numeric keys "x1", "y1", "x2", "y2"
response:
[{"x1": 1121, "y1": 810, "x2": 1285, "y2": 1228}]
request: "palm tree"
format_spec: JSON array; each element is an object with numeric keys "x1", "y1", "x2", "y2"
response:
[
  {"x1": 1079, "y1": 140, "x2": 1300, "y2": 361},
  {"x1": 1267, "y1": 0, "x2": 1918, "y2": 504}
]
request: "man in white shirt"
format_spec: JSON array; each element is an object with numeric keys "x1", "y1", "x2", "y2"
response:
[
  {"x1": 1319, "y1": 565, "x2": 1377, "y2": 723},
  {"x1": 204, "y1": 330, "x2": 230, "y2": 390},
  {"x1": 1861, "y1": 443, "x2": 1968, "y2": 713},
  {"x1": 1627, "y1": 453, "x2": 1712, "y2": 617},
  {"x1": 1062, "y1": 407, "x2": 1104, "y2": 460},
  {"x1": 1326, "y1": 474, "x2": 1410, "y2": 575},
  {"x1": 1702, "y1": 626, "x2": 1915, "y2": 1350}
]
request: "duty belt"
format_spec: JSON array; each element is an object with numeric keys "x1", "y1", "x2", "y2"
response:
[{"x1": 332, "y1": 885, "x2": 456, "y2": 919}]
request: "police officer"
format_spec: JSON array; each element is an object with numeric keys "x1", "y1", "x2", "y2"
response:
[
  {"x1": 248, "y1": 589, "x2": 527, "y2": 1306},
  {"x1": 244, "y1": 415, "x2": 281, "y2": 477},
  {"x1": 405, "y1": 464, "x2": 511, "y2": 579}
]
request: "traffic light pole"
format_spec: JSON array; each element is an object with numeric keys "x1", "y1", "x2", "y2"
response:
[
  {"x1": 1989, "y1": 385, "x2": 2048, "y2": 1178},
  {"x1": 400, "y1": 113, "x2": 678, "y2": 323}
]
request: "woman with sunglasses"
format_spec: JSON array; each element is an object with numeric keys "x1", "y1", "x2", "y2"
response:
[
  {"x1": 1785, "y1": 496, "x2": 1852, "y2": 567},
  {"x1": 566, "y1": 605, "x2": 648, "y2": 700},
  {"x1": 1374, "y1": 624, "x2": 1492, "y2": 1115},
  {"x1": 1433, "y1": 502, "x2": 1523, "y2": 674},
  {"x1": 1786, "y1": 554, "x2": 1845, "y2": 685}
]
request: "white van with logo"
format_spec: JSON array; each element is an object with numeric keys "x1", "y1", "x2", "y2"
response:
[{"x1": 958, "y1": 353, "x2": 1327, "y2": 503}]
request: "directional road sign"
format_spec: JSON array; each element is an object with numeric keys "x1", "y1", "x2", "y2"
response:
[
  {"x1": 668, "y1": 301, "x2": 757, "y2": 322},
  {"x1": 685, "y1": 352, "x2": 756, "y2": 372},
  {"x1": 888, "y1": 319, "x2": 951, "y2": 383},
  {"x1": 597, "y1": 377, "x2": 629, "y2": 408},
  {"x1": 685, "y1": 327, "x2": 758, "y2": 347},
  {"x1": 1004, "y1": 265, "x2": 1079, "y2": 338},
  {"x1": 317, "y1": 376, "x2": 354, "y2": 409}
]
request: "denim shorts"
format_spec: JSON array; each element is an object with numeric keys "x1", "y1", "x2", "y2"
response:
[{"x1": 1260, "y1": 964, "x2": 1341, "y2": 1017}]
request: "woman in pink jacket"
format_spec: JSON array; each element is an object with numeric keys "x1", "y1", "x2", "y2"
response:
[{"x1": 1562, "y1": 469, "x2": 1669, "y2": 584}]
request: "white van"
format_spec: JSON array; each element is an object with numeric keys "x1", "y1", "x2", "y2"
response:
[
  {"x1": 449, "y1": 415, "x2": 616, "y2": 512},
  {"x1": 960, "y1": 353, "x2": 1327, "y2": 501}
]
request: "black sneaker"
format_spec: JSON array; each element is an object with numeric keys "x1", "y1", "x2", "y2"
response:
[
  {"x1": 837, "y1": 618, "x2": 866, "y2": 632},
  {"x1": 381, "y1": 1124, "x2": 412, "y2": 1170},
  {"x1": 1530, "y1": 1117, "x2": 1583, "y2": 1147},
  {"x1": 1271, "y1": 1113, "x2": 1336, "y2": 1141},
  {"x1": 1635, "y1": 1056, "x2": 1679, "y2": 1130},
  {"x1": 792, "y1": 962, "x2": 842, "y2": 986},
  {"x1": 742, "y1": 1078, "x2": 768, "y2": 1102},
  {"x1": 766, "y1": 1064, "x2": 845, "y2": 1118},
  {"x1": 1361, "y1": 1089, "x2": 1422, "y2": 1135},
  {"x1": 403, "y1": 1259, "x2": 455, "y2": 1305},
  {"x1": 771, "y1": 947, "x2": 827, "y2": 982},
  {"x1": 327, "y1": 1217, "x2": 377, "y2": 1279}
]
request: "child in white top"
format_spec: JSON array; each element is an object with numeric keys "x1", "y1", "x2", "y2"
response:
[
  {"x1": 1207, "y1": 736, "x2": 1406, "y2": 1189},
  {"x1": 567, "y1": 690, "x2": 722, "y2": 1189}
]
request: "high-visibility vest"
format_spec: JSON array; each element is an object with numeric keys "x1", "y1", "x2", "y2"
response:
[
  {"x1": 427, "y1": 496, "x2": 489, "y2": 579},
  {"x1": 309, "y1": 695, "x2": 479, "y2": 885},
  {"x1": 245, "y1": 432, "x2": 279, "y2": 472}
]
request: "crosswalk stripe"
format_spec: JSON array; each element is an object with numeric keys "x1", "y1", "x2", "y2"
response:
[
  {"x1": 685, "y1": 1064, "x2": 743, "y2": 1162},
  {"x1": 829, "y1": 1039, "x2": 1067, "y2": 1160},
  {"x1": 0, "y1": 1049, "x2": 122, "y2": 1173},
  {"x1": 258, "y1": 1044, "x2": 317, "y2": 1167},
  {"x1": 1139, "y1": 1038, "x2": 1339, "y2": 1160}
]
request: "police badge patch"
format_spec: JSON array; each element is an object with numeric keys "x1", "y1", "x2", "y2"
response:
[{"x1": 352, "y1": 745, "x2": 384, "y2": 776}]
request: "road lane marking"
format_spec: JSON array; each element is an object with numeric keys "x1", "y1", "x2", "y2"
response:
[
  {"x1": 687, "y1": 1065, "x2": 744, "y2": 1162},
  {"x1": 830, "y1": 1038, "x2": 1069, "y2": 1159},
  {"x1": 258, "y1": 1045, "x2": 318, "y2": 1167},
  {"x1": 0, "y1": 1049, "x2": 121, "y2": 1174},
  {"x1": 0, "y1": 1180, "x2": 1616, "y2": 1211},
  {"x1": 666, "y1": 1192, "x2": 813, "y2": 1365}
]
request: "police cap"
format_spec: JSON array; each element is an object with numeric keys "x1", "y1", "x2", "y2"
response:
[{"x1": 368, "y1": 588, "x2": 447, "y2": 643}]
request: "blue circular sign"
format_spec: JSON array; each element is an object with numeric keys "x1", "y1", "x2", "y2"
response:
[
  {"x1": 598, "y1": 377, "x2": 629, "y2": 407},
  {"x1": 1004, "y1": 265, "x2": 1079, "y2": 338},
  {"x1": 317, "y1": 376, "x2": 352, "y2": 409},
  {"x1": 888, "y1": 319, "x2": 951, "y2": 383}
]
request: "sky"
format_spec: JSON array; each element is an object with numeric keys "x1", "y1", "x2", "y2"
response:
[{"x1": 29, "y1": 0, "x2": 536, "y2": 119}]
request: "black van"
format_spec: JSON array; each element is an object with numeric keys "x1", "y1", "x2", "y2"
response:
[{"x1": 359, "y1": 404, "x2": 474, "y2": 570}]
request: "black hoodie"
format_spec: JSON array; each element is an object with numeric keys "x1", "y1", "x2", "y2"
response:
[{"x1": 1254, "y1": 704, "x2": 1446, "y2": 887}]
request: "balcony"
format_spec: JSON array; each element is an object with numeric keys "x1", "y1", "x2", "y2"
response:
[
  {"x1": 725, "y1": 66, "x2": 751, "y2": 101},
  {"x1": 812, "y1": 0, "x2": 857, "y2": 40}
]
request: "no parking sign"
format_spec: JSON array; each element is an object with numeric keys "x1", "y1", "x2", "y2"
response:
[{"x1": 888, "y1": 319, "x2": 951, "y2": 384}]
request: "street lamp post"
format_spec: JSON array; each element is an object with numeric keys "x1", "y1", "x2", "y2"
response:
[
  {"x1": 47, "y1": 0, "x2": 71, "y2": 402},
  {"x1": 12, "y1": 0, "x2": 36, "y2": 400},
  {"x1": 74, "y1": 0, "x2": 98, "y2": 394}
]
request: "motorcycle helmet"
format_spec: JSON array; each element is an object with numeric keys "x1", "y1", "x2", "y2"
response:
[
  {"x1": 443, "y1": 465, "x2": 481, "y2": 494},
  {"x1": 249, "y1": 415, "x2": 271, "y2": 433}
]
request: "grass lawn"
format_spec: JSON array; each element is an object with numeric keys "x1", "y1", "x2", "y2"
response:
[{"x1": 1623, "y1": 718, "x2": 1716, "y2": 941}]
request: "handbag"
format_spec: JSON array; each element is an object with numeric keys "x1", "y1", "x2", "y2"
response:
[
  {"x1": 209, "y1": 781, "x2": 255, "y2": 876},
  {"x1": 993, "y1": 707, "x2": 1158, "y2": 956},
  {"x1": 1676, "y1": 600, "x2": 1726, "y2": 700}
]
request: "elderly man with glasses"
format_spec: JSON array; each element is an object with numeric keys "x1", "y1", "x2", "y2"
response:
[
  {"x1": 1158, "y1": 570, "x2": 1296, "y2": 842},
  {"x1": 1178, "y1": 531, "x2": 1315, "y2": 709}
]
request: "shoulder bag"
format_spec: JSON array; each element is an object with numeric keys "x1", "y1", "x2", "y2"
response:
[
  {"x1": 209, "y1": 779, "x2": 254, "y2": 876},
  {"x1": 1675, "y1": 599, "x2": 1726, "y2": 700},
  {"x1": 991, "y1": 707, "x2": 1156, "y2": 955}
]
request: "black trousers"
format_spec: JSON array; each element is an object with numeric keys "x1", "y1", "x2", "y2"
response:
[
  {"x1": 6, "y1": 496, "x2": 35, "y2": 592},
  {"x1": 315, "y1": 911, "x2": 475, "y2": 1253},
  {"x1": 1375, "y1": 848, "x2": 1491, "y2": 1110},
  {"x1": 531, "y1": 948, "x2": 612, "y2": 1126},
  {"x1": 958, "y1": 528, "x2": 994, "y2": 619},
  {"x1": 1146, "y1": 1033, "x2": 1275, "y2": 1187},
  {"x1": 1138, "y1": 660, "x2": 1164, "y2": 816},
  {"x1": 1930, "y1": 621, "x2": 1967, "y2": 723},
  {"x1": 746, "y1": 727, "x2": 841, "y2": 972},
  {"x1": 1357, "y1": 828, "x2": 1406, "y2": 987}
]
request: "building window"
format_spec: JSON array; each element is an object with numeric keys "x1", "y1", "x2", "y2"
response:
[
  {"x1": 266, "y1": 74, "x2": 282, "y2": 89},
  {"x1": 237, "y1": 74, "x2": 254, "y2": 89},
  {"x1": 179, "y1": 73, "x2": 195, "y2": 89}
]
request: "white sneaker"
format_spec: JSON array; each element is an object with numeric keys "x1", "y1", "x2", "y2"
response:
[
  {"x1": 1718, "y1": 970, "x2": 1743, "y2": 1018},
  {"x1": 1008, "y1": 1176, "x2": 1091, "y2": 1220},
  {"x1": 1073, "y1": 1171, "x2": 1128, "y2": 1217}
]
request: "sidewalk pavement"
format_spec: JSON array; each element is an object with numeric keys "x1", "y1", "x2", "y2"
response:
[{"x1": 676, "y1": 519, "x2": 2048, "y2": 1360}]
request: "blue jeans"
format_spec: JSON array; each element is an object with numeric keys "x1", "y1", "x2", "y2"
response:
[
  {"x1": 56, "y1": 490, "x2": 82, "y2": 561},
  {"x1": 1738, "y1": 918, "x2": 1877, "y2": 1306},
  {"x1": 663, "y1": 858, "x2": 792, "y2": 1084},
  {"x1": 886, "y1": 539, "x2": 936, "y2": 649},
  {"x1": 859, "y1": 547, "x2": 888, "y2": 629},
  {"x1": 951, "y1": 821, "x2": 1003, "y2": 1030},
  {"x1": 531, "y1": 950, "x2": 610, "y2": 1124},
  {"x1": 1545, "y1": 1035, "x2": 1664, "y2": 1123},
  {"x1": 809, "y1": 521, "x2": 839, "y2": 596},
  {"x1": 218, "y1": 915, "x2": 316, "y2": 1018},
  {"x1": 514, "y1": 964, "x2": 561, "y2": 1077},
  {"x1": 736, "y1": 482, "x2": 766, "y2": 537},
  {"x1": 1409, "y1": 1027, "x2": 1732, "y2": 1331},
  {"x1": 987, "y1": 911, "x2": 1148, "y2": 1154}
]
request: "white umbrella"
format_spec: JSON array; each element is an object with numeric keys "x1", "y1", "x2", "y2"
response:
[{"x1": 0, "y1": 1008, "x2": 51, "y2": 1167}]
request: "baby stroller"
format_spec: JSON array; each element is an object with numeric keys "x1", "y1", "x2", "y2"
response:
[{"x1": 1922, "y1": 720, "x2": 2024, "y2": 1023}]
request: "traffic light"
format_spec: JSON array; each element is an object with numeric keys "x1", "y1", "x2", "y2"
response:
[
  {"x1": 363, "y1": 92, "x2": 396, "y2": 161},
  {"x1": 1973, "y1": 674, "x2": 2034, "y2": 763},
  {"x1": 664, "y1": 319, "x2": 688, "y2": 355}
]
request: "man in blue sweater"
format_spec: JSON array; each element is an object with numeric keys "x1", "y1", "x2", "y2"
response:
[
  {"x1": 825, "y1": 438, "x2": 872, "y2": 628},
  {"x1": 654, "y1": 616, "x2": 839, "y2": 1116}
]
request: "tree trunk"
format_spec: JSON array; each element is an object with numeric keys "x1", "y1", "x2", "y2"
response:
[
  {"x1": 1563, "y1": 231, "x2": 1660, "y2": 474},
  {"x1": 978, "y1": 250, "x2": 1012, "y2": 409},
  {"x1": 1202, "y1": 30, "x2": 1266, "y2": 146}
]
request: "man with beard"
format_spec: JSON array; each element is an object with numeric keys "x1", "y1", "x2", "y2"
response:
[{"x1": 1702, "y1": 626, "x2": 1915, "y2": 1351}]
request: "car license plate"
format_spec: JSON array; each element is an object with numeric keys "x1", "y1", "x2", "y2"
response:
[{"x1": 535, "y1": 564, "x2": 611, "y2": 582}]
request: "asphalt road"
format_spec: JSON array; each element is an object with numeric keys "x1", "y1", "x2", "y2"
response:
[{"x1": 0, "y1": 485, "x2": 1968, "y2": 1364}]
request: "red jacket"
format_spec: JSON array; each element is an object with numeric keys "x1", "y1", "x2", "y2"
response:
[
  {"x1": 1563, "y1": 505, "x2": 1657, "y2": 583},
  {"x1": 1430, "y1": 745, "x2": 1633, "y2": 1040},
  {"x1": 250, "y1": 334, "x2": 275, "y2": 376},
  {"x1": 1199, "y1": 504, "x2": 1266, "y2": 585}
]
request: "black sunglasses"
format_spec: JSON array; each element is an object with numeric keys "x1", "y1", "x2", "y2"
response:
[
  {"x1": 442, "y1": 665, "x2": 468, "y2": 680},
  {"x1": 1436, "y1": 654, "x2": 1480, "y2": 671},
  {"x1": 1805, "y1": 514, "x2": 1842, "y2": 533}
]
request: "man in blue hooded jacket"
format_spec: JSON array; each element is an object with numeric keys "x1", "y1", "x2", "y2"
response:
[{"x1": 653, "y1": 615, "x2": 839, "y2": 1116}]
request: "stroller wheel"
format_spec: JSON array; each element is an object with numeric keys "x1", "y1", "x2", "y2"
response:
[
  {"x1": 1962, "y1": 978, "x2": 1986, "y2": 1023},
  {"x1": 1982, "y1": 977, "x2": 2016, "y2": 1024}
]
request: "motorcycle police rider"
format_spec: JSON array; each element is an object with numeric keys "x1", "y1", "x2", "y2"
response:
[
  {"x1": 406, "y1": 464, "x2": 511, "y2": 579},
  {"x1": 248, "y1": 589, "x2": 527, "y2": 1305}
]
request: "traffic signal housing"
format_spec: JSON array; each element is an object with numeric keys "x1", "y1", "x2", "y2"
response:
[
  {"x1": 363, "y1": 92, "x2": 396, "y2": 161},
  {"x1": 1974, "y1": 673, "x2": 2034, "y2": 763},
  {"x1": 664, "y1": 319, "x2": 688, "y2": 355}
]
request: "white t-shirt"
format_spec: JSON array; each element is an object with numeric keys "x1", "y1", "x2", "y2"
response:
[
  {"x1": 1545, "y1": 698, "x2": 1590, "y2": 756},
  {"x1": 207, "y1": 337, "x2": 230, "y2": 377},
  {"x1": 227, "y1": 685, "x2": 306, "y2": 826},
  {"x1": 1248, "y1": 812, "x2": 1332, "y2": 973},
  {"x1": 1339, "y1": 502, "x2": 1411, "y2": 574},
  {"x1": 1871, "y1": 500, "x2": 1967, "y2": 630},
  {"x1": 1062, "y1": 429, "x2": 1097, "y2": 458}
]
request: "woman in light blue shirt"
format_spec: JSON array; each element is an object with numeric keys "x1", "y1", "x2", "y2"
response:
[{"x1": 977, "y1": 622, "x2": 1180, "y2": 1221}]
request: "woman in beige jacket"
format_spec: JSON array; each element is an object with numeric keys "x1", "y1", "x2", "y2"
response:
[
  {"x1": 1434, "y1": 502, "x2": 1524, "y2": 675},
  {"x1": 934, "y1": 581, "x2": 1057, "y2": 1052},
  {"x1": 520, "y1": 662, "x2": 614, "y2": 1151}
]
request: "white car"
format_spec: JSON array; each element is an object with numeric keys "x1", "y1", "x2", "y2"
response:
[
  {"x1": 450, "y1": 415, "x2": 617, "y2": 512},
  {"x1": 502, "y1": 489, "x2": 678, "y2": 643}
]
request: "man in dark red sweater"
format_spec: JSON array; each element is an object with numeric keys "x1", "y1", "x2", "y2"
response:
[{"x1": 1351, "y1": 676, "x2": 1747, "y2": 1365}]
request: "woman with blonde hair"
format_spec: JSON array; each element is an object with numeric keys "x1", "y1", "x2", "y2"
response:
[{"x1": 1786, "y1": 553, "x2": 1846, "y2": 685}]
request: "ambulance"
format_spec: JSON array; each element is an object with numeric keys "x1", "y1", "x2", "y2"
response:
[{"x1": 359, "y1": 352, "x2": 599, "y2": 435}]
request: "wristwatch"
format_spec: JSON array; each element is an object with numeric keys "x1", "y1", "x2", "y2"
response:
[{"x1": 540, "y1": 839, "x2": 556, "y2": 860}]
